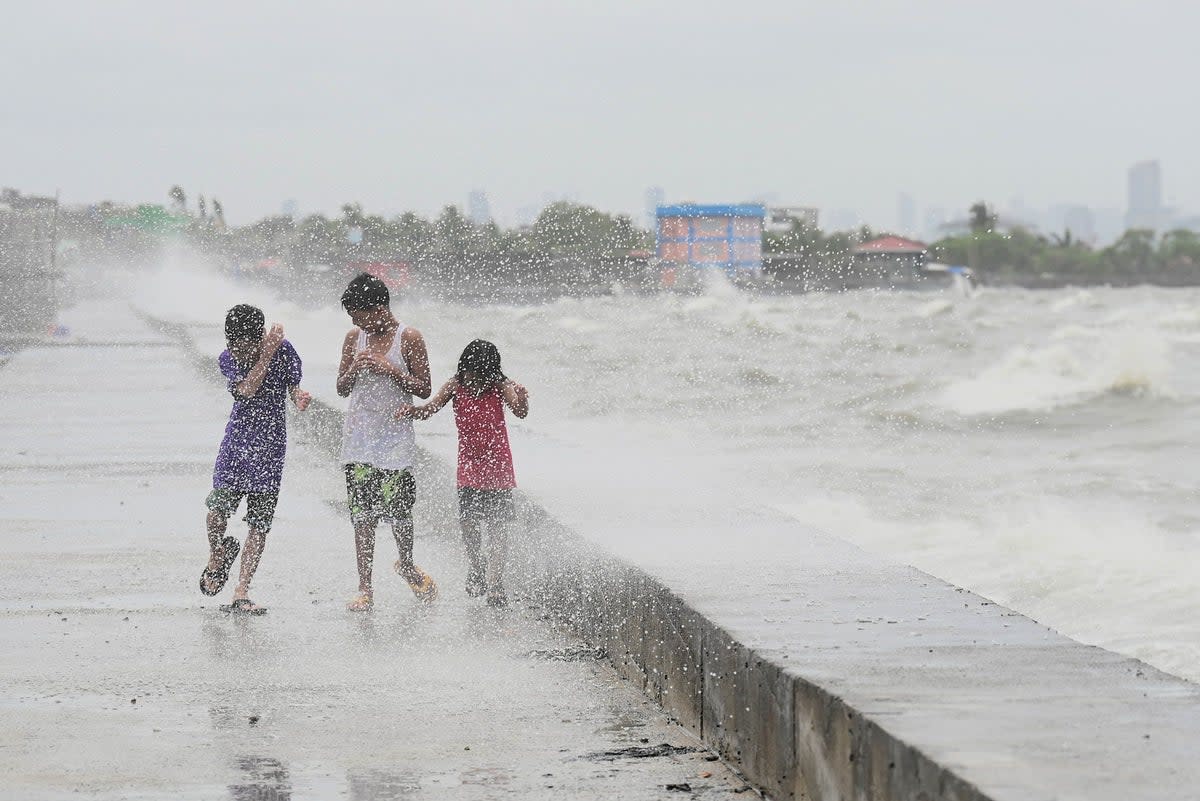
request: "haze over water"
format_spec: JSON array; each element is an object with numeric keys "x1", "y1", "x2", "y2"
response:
[{"x1": 131, "y1": 258, "x2": 1200, "y2": 683}]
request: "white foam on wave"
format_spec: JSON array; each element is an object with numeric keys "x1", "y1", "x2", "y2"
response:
[
  {"x1": 938, "y1": 326, "x2": 1172, "y2": 415},
  {"x1": 669, "y1": 273, "x2": 792, "y2": 337},
  {"x1": 1158, "y1": 306, "x2": 1200, "y2": 329},
  {"x1": 915, "y1": 298, "x2": 955, "y2": 318},
  {"x1": 1050, "y1": 289, "x2": 1098, "y2": 312},
  {"x1": 132, "y1": 245, "x2": 277, "y2": 325},
  {"x1": 556, "y1": 316, "x2": 603, "y2": 333},
  {"x1": 777, "y1": 493, "x2": 1200, "y2": 683}
]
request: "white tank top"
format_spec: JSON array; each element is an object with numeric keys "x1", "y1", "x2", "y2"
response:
[{"x1": 340, "y1": 327, "x2": 416, "y2": 470}]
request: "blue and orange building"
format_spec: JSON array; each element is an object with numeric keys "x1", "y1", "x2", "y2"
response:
[{"x1": 655, "y1": 203, "x2": 766, "y2": 276}]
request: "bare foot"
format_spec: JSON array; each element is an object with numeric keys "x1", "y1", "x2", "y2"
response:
[{"x1": 347, "y1": 592, "x2": 373, "y2": 612}]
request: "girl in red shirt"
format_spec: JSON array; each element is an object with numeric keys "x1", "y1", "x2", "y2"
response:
[{"x1": 398, "y1": 340, "x2": 529, "y2": 607}]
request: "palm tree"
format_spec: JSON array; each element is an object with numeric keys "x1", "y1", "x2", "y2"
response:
[{"x1": 968, "y1": 201, "x2": 996, "y2": 235}]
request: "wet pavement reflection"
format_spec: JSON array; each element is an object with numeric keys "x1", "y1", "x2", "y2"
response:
[{"x1": 0, "y1": 304, "x2": 755, "y2": 799}]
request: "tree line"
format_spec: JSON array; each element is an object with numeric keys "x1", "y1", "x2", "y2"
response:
[
  {"x1": 930, "y1": 203, "x2": 1200, "y2": 284},
  {"x1": 763, "y1": 201, "x2": 1200, "y2": 285},
  {"x1": 60, "y1": 188, "x2": 1200, "y2": 287}
]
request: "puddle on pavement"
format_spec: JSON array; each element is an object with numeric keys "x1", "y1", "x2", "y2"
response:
[
  {"x1": 526, "y1": 644, "x2": 608, "y2": 662},
  {"x1": 581, "y1": 743, "x2": 702, "y2": 761}
]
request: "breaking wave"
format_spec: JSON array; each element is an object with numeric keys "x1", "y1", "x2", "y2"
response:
[{"x1": 938, "y1": 327, "x2": 1172, "y2": 415}]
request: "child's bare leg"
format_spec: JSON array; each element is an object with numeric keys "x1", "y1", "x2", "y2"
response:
[
  {"x1": 460, "y1": 519, "x2": 486, "y2": 595},
  {"x1": 486, "y1": 521, "x2": 509, "y2": 606},
  {"x1": 205, "y1": 509, "x2": 230, "y2": 574},
  {"x1": 232, "y1": 527, "x2": 267, "y2": 601},
  {"x1": 390, "y1": 515, "x2": 414, "y2": 571},
  {"x1": 353, "y1": 520, "x2": 378, "y2": 597},
  {"x1": 392, "y1": 517, "x2": 436, "y2": 601},
  {"x1": 460, "y1": 519, "x2": 485, "y2": 573}
]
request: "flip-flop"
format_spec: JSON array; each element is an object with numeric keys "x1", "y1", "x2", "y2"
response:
[
  {"x1": 221, "y1": 597, "x2": 267, "y2": 616},
  {"x1": 347, "y1": 593, "x2": 373, "y2": 612},
  {"x1": 199, "y1": 536, "x2": 241, "y2": 596},
  {"x1": 395, "y1": 561, "x2": 438, "y2": 603}
]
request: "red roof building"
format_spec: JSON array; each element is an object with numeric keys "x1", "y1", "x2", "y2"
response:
[
  {"x1": 847, "y1": 236, "x2": 930, "y2": 289},
  {"x1": 852, "y1": 236, "x2": 928, "y2": 255}
]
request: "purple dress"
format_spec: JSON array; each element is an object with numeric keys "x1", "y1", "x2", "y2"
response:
[{"x1": 212, "y1": 340, "x2": 302, "y2": 493}]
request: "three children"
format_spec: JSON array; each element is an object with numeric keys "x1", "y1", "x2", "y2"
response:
[{"x1": 202, "y1": 276, "x2": 528, "y2": 614}]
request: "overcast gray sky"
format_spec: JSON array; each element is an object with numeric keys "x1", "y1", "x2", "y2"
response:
[{"x1": 2, "y1": 1, "x2": 1196, "y2": 228}]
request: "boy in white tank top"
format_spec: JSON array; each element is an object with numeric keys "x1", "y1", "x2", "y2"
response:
[{"x1": 336, "y1": 273, "x2": 437, "y2": 611}]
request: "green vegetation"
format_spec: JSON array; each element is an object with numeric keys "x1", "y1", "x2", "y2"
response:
[
  {"x1": 766, "y1": 200, "x2": 1200, "y2": 287},
  {"x1": 931, "y1": 202, "x2": 1200, "y2": 285},
  {"x1": 215, "y1": 200, "x2": 650, "y2": 275},
  {"x1": 54, "y1": 187, "x2": 1200, "y2": 288}
]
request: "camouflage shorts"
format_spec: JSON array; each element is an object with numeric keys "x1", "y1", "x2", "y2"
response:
[
  {"x1": 206, "y1": 488, "x2": 279, "y2": 533},
  {"x1": 344, "y1": 463, "x2": 416, "y2": 525}
]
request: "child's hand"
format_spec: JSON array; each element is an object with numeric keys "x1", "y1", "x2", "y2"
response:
[
  {"x1": 502, "y1": 380, "x2": 530, "y2": 418},
  {"x1": 352, "y1": 351, "x2": 388, "y2": 376},
  {"x1": 263, "y1": 323, "x2": 285, "y2": 352},
  {"x1": 395, "y1": 404, "x2": 416, "y2": 420},
  {"x1": 291, "y1": 388, "x2": 312, "y2": 411}
]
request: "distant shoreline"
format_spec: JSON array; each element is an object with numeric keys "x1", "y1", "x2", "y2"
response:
[{"x1": 981, "y1": 269, "x2": 1200, "y2": 290}]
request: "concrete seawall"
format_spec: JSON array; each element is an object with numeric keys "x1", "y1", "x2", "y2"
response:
[{"x1": 154, "y1": 308, "x2": 1200, "y2": 801}]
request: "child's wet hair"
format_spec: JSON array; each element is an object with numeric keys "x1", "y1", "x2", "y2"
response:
[
  {"x1": 225, "y1": 304, "x2": 265, "y2": 342},
  {"x1": 341, "y1": 273, "x2": 390, "y2": 311},
  {"x1": 456, "y1": 339, "x2": 506, "y2": 388}
]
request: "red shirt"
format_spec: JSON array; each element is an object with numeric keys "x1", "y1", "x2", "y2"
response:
[{"x1": 453, "y1": 385, "x2": 516, "y2": 490}]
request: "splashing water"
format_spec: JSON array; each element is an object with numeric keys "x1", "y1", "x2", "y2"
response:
[{"x1": 131, "y1": 259, "x2": 1200, "y2": 683}]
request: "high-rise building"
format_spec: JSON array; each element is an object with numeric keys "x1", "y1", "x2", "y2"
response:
[
  {"x1": 923, "y1": 207, "x2": 947, "y2": 241},
  {"x1": 765, "y1": 206, "x2": 819, "y2": 232},
  {"x1": 1126, "y1": 160, "x2": 1163, "y2": 232},
  {"x1": 644, "y1": 186, "x2": 665, "y2": 230},
  {"x1": 826, "y1": 209, "x2": 860, "y2": 232},
  {"x1": 1091, "y1": 208, "x2": 1124, "y2": 246},
  {"x1": 467, "y1": 190, "x2": 492, "y2": 226},
  {"x1": 515, "y1": 205, "x2": 538, "y2": 229},
  {"x1": 896, "y1": 192, "x2": 916, "y2": 236},
  {"x1": 1062, "y1": 205, "x2": 1097, "y2": 244}
]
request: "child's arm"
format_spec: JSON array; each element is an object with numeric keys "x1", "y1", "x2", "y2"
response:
[
  {"x1": 501, "y1": 379, "x2": 529, "y2": 419},
  {"x1": 400, "y1": 326, "x2": 432, "y2": 399},
  {"x1": 335, "y1": 329, "x2": 361, "y2": 397},
  {"x1": 289, "y1": 386, "x2": 312, "y2": 411},
  {"x1": 232, "y1": 324, "x2": 284, "y2": 399},
  {"x1": 396, "y1": 378, "x2": 457, "y2": 421}
]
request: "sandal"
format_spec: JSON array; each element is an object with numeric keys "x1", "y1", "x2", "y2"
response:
[
  {"x1": 395, "y1": 561, "x2": 438, "y2": 603},
  {"x1": 222, "y1": 597, "x2": 267, "y2": 615},
  {"x1": 200, "y1": 536, "x2": 240, "y2": 596},
  {"x1": 347, "y1": 592, "x2": 373, "y2": 612}
]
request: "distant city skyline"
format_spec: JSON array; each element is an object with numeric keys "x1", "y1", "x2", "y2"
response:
[{"x1": 4, "y1": 2, "x2": 1199, "y2": 237}]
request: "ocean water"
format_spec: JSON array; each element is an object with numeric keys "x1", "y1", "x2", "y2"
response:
[{"x1": 127, "y1": 255, "x2": 1200, "y2": 683}]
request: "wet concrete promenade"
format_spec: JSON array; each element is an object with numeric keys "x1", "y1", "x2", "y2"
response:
[
  {"x1": 145, "y1": 277, "x2": 1200, "y2": 801},
  {"x1": 0, "y1": 302, "x2": 752, "y2": 800},
  {"x1": 473, "y1": 426, "x2": 1200, "y2": 800}
]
